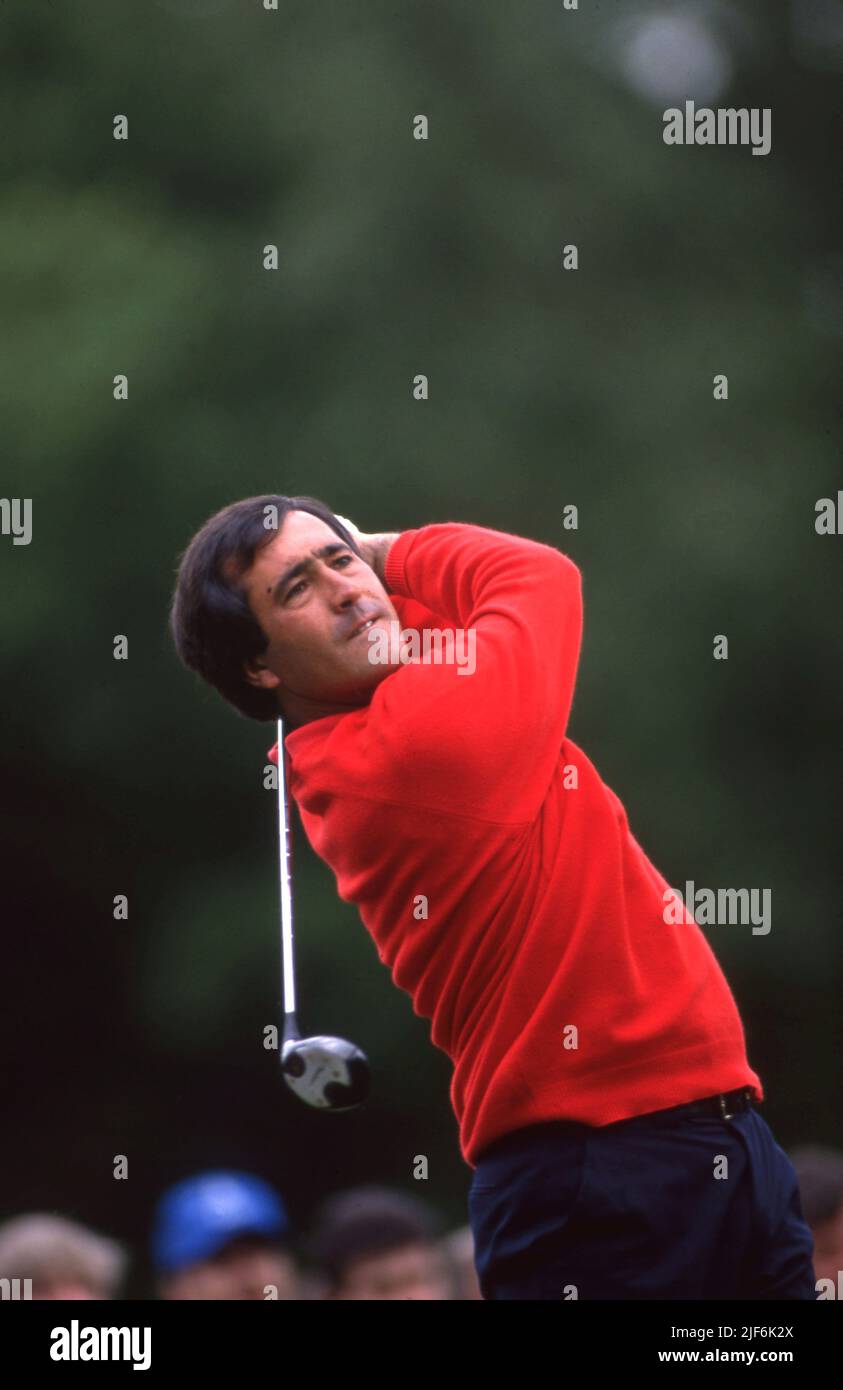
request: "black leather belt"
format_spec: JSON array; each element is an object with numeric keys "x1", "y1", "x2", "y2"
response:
[
  {"x1": 473, "y1": 1088, "x2": 758, "y2": 1165},
  {"x1": 650, "y1": 1087, "x2": 755, "y2": 1123}
]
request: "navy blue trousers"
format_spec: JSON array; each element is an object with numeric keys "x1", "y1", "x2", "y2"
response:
[{"x1": 468, "y1": 1103, "x2": 816, "y2": 1300}]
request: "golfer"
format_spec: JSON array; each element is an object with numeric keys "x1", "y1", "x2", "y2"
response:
[{"x1": 171, "y1": 493, "x2": 816, "y2": 1300}]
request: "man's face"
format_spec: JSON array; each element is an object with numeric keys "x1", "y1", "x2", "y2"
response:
[
  {"x1": 811, "y1": 1203, "x2": 843, "y2": 1286},
  {"x1": 333, "y1": 1242, "x2": 452, "y2": 1300},
  {"x1": 31, "y1": 1280, "x2": 103, "y2": 1299},
  {"x1": 240, "y1": 510, "x2": 400, "y2": 717},
  {"x1": 161, "y1": 1237, "x2": 298, "y2": 1300}
]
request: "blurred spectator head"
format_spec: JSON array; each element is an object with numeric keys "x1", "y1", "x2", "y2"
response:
[
  {"x1": 790, "y1": 1145, "x2": 843, "y2": 1286},
  {"x1": 151, "y1": 1170, "x2": 297, "y2": 1300},
  {"x1": 0, "y1": 1214, "x2": 126, "y2": 1299},
  {"x1": 306, "y1": 1184, "x2": 452, "y2": 1299},
  {"x1": 440, "y1": 1224, "x2": 483, "y2": 1299}
]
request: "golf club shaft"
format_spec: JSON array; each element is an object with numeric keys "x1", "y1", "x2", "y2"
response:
[{"x1": 276, "y1": 718, "x2": 298, "y2": 1037}]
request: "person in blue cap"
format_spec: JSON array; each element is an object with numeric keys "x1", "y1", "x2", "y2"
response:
[{"x1": 151, "y1": 1170, "x2": 299, "y2": 1300}]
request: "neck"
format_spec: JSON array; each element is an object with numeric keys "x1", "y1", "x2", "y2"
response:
[{"x1": 279, "y1": 688, "x2": 372, "y2": 731}]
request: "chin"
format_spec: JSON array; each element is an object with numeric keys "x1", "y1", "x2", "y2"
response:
[{"x1": 345, "y1": 663, "x2": 394, "y2": 703}]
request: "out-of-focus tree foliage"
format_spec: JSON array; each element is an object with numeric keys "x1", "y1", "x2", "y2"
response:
[{"x1": 1, "y1": 0, "x2": 840, "y2": 1291}]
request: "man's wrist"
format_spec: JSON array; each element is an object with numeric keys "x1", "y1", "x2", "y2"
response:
[{"x1": 364, "y1": 532, "x2": 401, "y2": 587}]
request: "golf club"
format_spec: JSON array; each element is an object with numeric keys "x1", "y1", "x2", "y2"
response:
[{"x1": 275, "y1": 717, "x2": 371, "y2": 1111}]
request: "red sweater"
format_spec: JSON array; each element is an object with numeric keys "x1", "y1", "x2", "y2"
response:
[{"x1": 269, "y1": 523, "x2": 763, "y2": 1168}]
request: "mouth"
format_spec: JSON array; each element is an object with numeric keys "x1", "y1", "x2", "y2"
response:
[{"x1": 346, "y1": 615, "x2": 381, "y2": 641}]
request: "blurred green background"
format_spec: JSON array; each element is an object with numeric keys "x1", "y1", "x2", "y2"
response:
[{"x1": 1, "y1": 0, "x2": 840, "y2": 1294}]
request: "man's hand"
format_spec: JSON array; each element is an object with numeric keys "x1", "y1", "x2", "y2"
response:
[{"x1": 335, "y1": 514, "x2": 401, "y2": 588}]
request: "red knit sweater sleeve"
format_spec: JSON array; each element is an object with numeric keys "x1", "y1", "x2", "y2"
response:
[{"x1": 371, "y1": 522, "x2": 583, "y2": 824}]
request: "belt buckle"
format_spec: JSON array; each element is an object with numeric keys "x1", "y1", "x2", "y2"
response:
[{"x1": 718, "y1": 1092, "x2": 736, "y2": 1120}]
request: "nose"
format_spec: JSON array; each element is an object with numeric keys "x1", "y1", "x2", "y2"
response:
[{"x1": 323, "y1": 563, "x2": 365, "y2": 607}]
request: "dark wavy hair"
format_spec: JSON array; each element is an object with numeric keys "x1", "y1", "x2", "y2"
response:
[{"x1": 169, "y1": 494, "x2": 361, "y2": 721}]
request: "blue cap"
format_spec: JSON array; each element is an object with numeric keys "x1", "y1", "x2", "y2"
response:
[{"x1": 151, "y1": 1171, "x2": 289, "y2": 1273}]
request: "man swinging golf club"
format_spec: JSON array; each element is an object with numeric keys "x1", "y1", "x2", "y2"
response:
[{"x1": 170, "y1": 493, "x2": 816, "y2": 1301}]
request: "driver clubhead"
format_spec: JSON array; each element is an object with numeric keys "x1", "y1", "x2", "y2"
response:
[{"x1": 280, "y1": 1034, "x2": 371, "y2": 1111}]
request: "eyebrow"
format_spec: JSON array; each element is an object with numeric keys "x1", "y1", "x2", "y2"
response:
[{"x1": 268, "y1": 542, "x2": 350, "y2": 597}]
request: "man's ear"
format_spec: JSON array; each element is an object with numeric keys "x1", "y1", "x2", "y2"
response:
[{"x1": 244, "y1": 655, "x2": 282, "y2": 692}]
